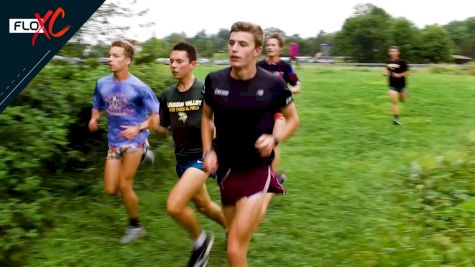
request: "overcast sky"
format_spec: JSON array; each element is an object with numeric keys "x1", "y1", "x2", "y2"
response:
[{"x1": 115, "y1": 0, "x2": 474, "y2": 41}]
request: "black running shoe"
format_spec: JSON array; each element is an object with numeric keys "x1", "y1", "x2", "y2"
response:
[{"x1": 188, "y1": 232, "x2": 214, "y2": 267}]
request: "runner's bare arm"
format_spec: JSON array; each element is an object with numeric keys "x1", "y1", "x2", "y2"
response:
[
  {"x1": 398, "y1": 70, "x2": 410, "y2": 77},
  {"x1": 142, "y1": 113, "x2": 159, "y2": 131},
  {"x1": 144, "y1": 112, "x2": 169, "y2": 135},
  {"x1": 275, "y1": 102, "x2": 300, "y2": 144},
  {"x1": 201, "y1": 102, "x2": 218, "y2": 173},
  {"x1": 290, "y1": 83, "x2": 301, "y2": 94},
  {"x1": 88, "y1": 108, "x2": 102, "y2": 132},
  {"x1": 201, "y1": 103, "x2": 214, "y2": 152},
  {"x1": 120, "y1": 113, "x2": 159, "y2": 139}
]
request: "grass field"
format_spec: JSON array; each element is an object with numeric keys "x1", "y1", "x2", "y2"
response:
[{"x1": 25, "y1": 65, "x2": 475, "y2": 266}]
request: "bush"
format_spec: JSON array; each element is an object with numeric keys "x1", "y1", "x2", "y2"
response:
[
  {"x1": 403, "y1": 141, "x2": 475, "y2": 264},
  {"x1": 430, "y1": 63, "x2": 475, "y2": 75},
  {"x1": 429, "y1": 64, "x2": 454, "y2": 74},
  {"x1": 0, "y1": 63, "x2": 174, "y2": 265},
  {"x1": 466, "y1": 62, "x2": 475, "y2": 76},
  {"x1": 0, "y1": 106, "x2": 67, "y2": 264}
]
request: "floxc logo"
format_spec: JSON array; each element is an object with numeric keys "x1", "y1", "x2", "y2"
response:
[
  {"x1": 9, "y1": 7, "x2": 71, "y2": 46},
  {"x1": 9, "y1": 19, "x2": 44, "y2": 33}
]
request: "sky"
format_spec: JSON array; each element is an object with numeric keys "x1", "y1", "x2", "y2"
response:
[{"x1": 114, "y1": 0, "x2": 474, "y2": 41}]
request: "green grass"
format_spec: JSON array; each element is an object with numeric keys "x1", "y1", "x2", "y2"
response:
[{"x1": 25, "y1": 65, "x2": 475, "y2": 266}]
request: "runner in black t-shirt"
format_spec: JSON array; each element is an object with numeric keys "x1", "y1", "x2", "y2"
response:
[
  {"x1": 384, "y1": 46, "x2": 410, "y2": 125},
  {"x1": 258, "y1": 33, "x2": 301, "y2": 176},
  {"x1": 256, "y1": 32, "x2": 302, "y2": 225},
  {"x1": 202, "y1": 22, "x2": 300, "y2": 266},
  {"x1": 257, "y1": 33, "x2": 300, "y2": 94},
  {"x1": 159, "y1": 42, "x2": 226, "y2": 267}
]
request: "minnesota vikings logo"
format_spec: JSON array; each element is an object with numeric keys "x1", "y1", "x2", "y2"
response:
[{"x1": 178, "y1": 112, "x2": 188, "y2": 124}]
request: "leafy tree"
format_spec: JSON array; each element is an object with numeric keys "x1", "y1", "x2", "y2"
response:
[
  {"x1": 300, "y1": 37, "x2": 319, "y2": 57},
  {"x1": 135, "y1": 38, "x2": 170, "y2": 64},
  {"x1": 73, "y1": 0, "x2": 152, "y2": 44},
  {"x1": 60, "y1": 0, "x2": 154, "y2": 58},
  {"x1": 420, "y1": 25, "x2": 453, "y2": 63},
  {"x1": 314, "y1": 31, "x2": 338, "y2": 56},
  {"x1": 187, "y1": 30, "x2": 214, "y2": 58},
  {"x1": 86, "y1": 43, "x2": 110, "y2": 59},
  {"x1": 353, "y1": 3, "x2": 390, "y2": 17},
  {"x1": 211, "y1": 29, "x2": 229, "y2": 54},
  {"x1": 336, "y1": 4, "x2": 392, "y2": 62},
  {"x1": 164, "y1": 32, "x2": 187, "y2": 46},
  {"x1": 386, "y1": 18, "x2": 422, "y2": 62},
  {"x1": 445, "y1": 17, "x2": 475, "y2": 58}
]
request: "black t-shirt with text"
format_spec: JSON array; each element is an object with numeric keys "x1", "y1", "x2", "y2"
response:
[
  {"x1": 160, "y1": 78, "x2": 204, "y2": 160},
  {"x1": 204, "y1": 67, "x2": 293, "y2": 169},
  {"x1": 386, "y1": 59, "x2": 409, "y2": 89}
]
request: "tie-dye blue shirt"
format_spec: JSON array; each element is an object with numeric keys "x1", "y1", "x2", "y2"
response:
[{"x1": 92, "y1": 74, "x2": 159, "y2": 146}]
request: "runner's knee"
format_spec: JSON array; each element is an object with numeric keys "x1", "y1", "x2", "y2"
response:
[
  {"x1": 117, "y1": 180, "x2": 133, "y2": 194},
  {"x1": 390, "y1": 96, "x2": 398, "y2": 104},
  {"x1": 166, "y1": 198, "x2": 184, "y2": 217},
  {"x1": 226, "y1": 237, "x2": 243, "y2": 263},
  {"x1": 104, "y1": 186, "x2": 117, "y2": 196}
]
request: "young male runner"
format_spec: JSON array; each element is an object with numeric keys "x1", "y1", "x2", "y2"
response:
[
  {"x1": 202, "y1": 22, "x2": 300, "y2": 267},
  {"x1": 159, "y1": 42, "x2": 226, "y2": 267},
  {"x1": 384, "y1": 46, "x2": 410, "y2": 125},
  {"x1": 89, "y1": 39, "x2": 160, "y2": 243}
]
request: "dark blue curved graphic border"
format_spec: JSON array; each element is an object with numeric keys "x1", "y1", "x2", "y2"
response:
[{"x1": 1, "y1": 0, "x2": 105, "y2": 112}]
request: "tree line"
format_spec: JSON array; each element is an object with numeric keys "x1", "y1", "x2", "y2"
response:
[{"x1": 62, "y1": 3, "x2": 475, "y2": 63}]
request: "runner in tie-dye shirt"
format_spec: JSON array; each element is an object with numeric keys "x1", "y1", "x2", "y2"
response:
[{"x1": 89, "y1": 40, "x2": 159, "y2": 244}]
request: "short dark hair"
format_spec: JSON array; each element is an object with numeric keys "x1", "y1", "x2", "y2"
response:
[
  {"x1": 267, "y1": 32, "x2": 285, "y2": 48},
  {"x1": 230, "y1": 21, "x2": 264, "y2": 48},
  {"x1": 172, "y1": 42, "x2": 197, "y2": 62}
]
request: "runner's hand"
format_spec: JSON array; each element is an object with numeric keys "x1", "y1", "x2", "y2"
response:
[
  {"x1": 119, "y1": 125, "x2": 140, "y2": 140},
  {"x1": 203, "y1": 150, "x2": 218, "y2": 174},
  {"x1": 88, "y1": 119, "x2": 98, "y2": 132},
  {"x1": 255, "y1": 134, "x2": 277, "y2": 157}
]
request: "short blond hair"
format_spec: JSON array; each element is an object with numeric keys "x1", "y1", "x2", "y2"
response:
[
  {"x1": 111, "y1": 39, "x2": 135, "y2": 61},
  {"x1": 267, "y1": 32, "x2": 285, "y2": 48},
  {"x1": 388, "y1": 46, "x2": 399, "y2": 51}
]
